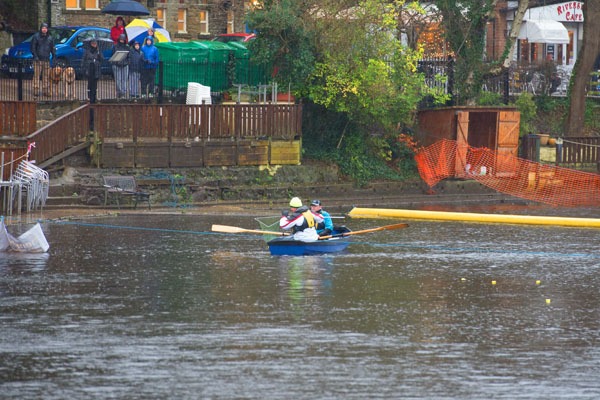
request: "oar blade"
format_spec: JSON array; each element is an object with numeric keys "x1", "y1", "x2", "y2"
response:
[
  {"x1": 380, "y1": 223, "x2": 409, "y2": 231},
  {"x1": 211, "y1": 224, "x2": 247, "y2": 233},
  {"x1": 212, "y1": 224, "x2": 286, "y2": 236}
]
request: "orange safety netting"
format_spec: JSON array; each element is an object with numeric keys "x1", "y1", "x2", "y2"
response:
[{"x1": 415, "y1": 139, "x2": 600, "y2": 207}]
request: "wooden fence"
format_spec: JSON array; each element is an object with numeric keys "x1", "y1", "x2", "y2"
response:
[
  {"x1": 557, "y1": 137, "x2": 600, "y2": 170},
  {"x1": 1, "y1": 104, "x2": 90, "y2": 178},
  {"x1": 93, "y1": 103, "x2": 302, "y2": 141},
  {"x1": 0, "y1": 101, "x2": 36, "y2": 136},
  {"x1": 94, "y1": 103, "x2": 303, "y2": 168},
  {"x1": 4, "y1": 100, "x2": 595, "y2": 171}
]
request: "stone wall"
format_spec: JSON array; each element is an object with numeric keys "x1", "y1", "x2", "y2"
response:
[{"x1": 36, "y1": 101, "x2": 81, "y2": 129}]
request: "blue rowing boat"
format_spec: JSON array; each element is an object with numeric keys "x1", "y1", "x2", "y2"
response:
[
  {"x1": 212, "y1": 222, "x2": 408, "y2": 256},
  {"x1": 267, "y1": 236, "x2": 350, "y2": 256}
]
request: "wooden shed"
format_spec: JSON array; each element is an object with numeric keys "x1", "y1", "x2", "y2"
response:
[{"x1": 416, "y1": 106, "x2": 520, "y2": 178}]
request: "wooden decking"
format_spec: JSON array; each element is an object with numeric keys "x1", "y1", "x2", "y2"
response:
[{"x1": 0, "y1": 102, "x2": 304, "y2": 171}]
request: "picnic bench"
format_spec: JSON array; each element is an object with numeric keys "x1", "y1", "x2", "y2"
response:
[{"x1": 102, "y1": 175, "x2": 151, "y2": 209}]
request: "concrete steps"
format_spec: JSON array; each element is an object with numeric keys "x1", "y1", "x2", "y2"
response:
[{"x1": 42, "y1": 177, "x2": 519, "y2": 211}]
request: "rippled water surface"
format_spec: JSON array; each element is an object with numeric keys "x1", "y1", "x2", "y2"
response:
[{"x1": 1, "y1": 211, "x2": 600, "y2": 399}]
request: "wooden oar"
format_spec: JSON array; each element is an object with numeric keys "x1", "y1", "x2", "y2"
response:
[
  {"x1": 319, "y1": 223, "x2": 409, "y2": 240},
  {"x1": 211, "y1": 224, "x2": 286, "y2": 236}
]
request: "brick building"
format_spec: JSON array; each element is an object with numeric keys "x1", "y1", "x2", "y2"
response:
[
  {"x1": 485, "y1": 0, "x2": 584, "y2": 66},
  {"x1": 484, "y1": 1, "x2": 510, "y2": 62},
  {"x1": 37, "y1": 0, "x2": 255, "y2": 42}
]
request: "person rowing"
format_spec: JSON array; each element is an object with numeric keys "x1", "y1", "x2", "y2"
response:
[
  {"x1": 279, "y1": 197, "x2": 324, "y2": 242},
  {"x1": 310, "y1": 199, "x2": 333, "y2": 237}
]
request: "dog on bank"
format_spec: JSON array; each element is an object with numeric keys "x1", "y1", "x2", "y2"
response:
[{"x1": 49, "y1": 66, "x2": 76, "y2": 99}]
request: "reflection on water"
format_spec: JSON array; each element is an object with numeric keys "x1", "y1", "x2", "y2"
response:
[
  {"x1": 0, "y1": 253, "x2": 49, "y2": 271},
  {"x1": 1, "y1": 213, "x2": 600, "y2": 399},
  {"x1": 281, "y1": 256, "x2": 333, "y2": 298}
]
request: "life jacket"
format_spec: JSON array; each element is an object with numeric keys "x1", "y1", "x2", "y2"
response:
[
  {"x1": 302, "y1": 210, "x2": 315, "y2": 228},
  {"x1": 291, "y1": 209, "x2": 315, "y2": 233}
]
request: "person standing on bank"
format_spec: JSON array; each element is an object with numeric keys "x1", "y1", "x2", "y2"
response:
[
  {"x1": 310, "y1": 199, "x2": 334, "y2": 237},
  {"x1": 110, "y1": 16, "x2": 127, "y2": 44},
  {"x1": 128, "y1": 41, "x2": 143, "y2": 98},
  {"x1": 30, "y1": 22, "x2": 55, "y2": 98},
  {"x1": 140, "y1": 36, "x2": 159, "y2": 97},
  {"x1": 279, "y1": 197, "x2": 324, "y2": 242},
  {"x1": 111, "y1": 34, "x2": 129, "y2": 98},
  {"x1": 82, "y1": 39, "x2": 104, "y2": 103},
  {"x1": 143, "y1": 28, "x2": 157, "y2": 44}
]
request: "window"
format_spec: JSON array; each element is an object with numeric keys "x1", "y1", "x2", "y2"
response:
[
  {"x1": 199, "y1": 11, "x2": 209, "y2": 35},
  {"x1": 227, "y1": 10, "x2": 234, "y2": 33},
  {"x1": 246, "y1": 0, "x2": 261, "y2": 10},
  {"x1": 75, "y1": 32, "x2": 93, "y2": 46},
  {"x1": 178, "y1": 9, "x2": 187, "y2": 33},
  {"x1": 85, "y1": 0, "x2": 98, "y2": 9},
  {"x1": 156, "y1": 8, "x2": 167, "y2": 29},
  {"x1": 66, "y1": 0, "x2": 80, "y2": 9},
  {"x1": 97, "y1": 30, "x2": 110, "y2": 40}
]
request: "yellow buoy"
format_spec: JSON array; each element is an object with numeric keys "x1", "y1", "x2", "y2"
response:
[
  {"x1": 348, "y1": 207, "x2": 600, "y2": 228},
  {"x1": 546, "y1": 298, "x2": 551, "y2": 304},
  {"x1": 491, "y1": 280, "x2": 497, "y2": 285},
  {"x1": 536, "y1": 280, "x2": 541, "y2": 285}
]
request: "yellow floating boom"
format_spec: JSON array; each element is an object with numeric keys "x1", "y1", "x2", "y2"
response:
[{"x1": 348, "y1": 207, "x2": 600, "y2": 228}]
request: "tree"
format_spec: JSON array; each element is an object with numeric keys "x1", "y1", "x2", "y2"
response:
[
  {"x1": 248, "y1": 0, "x2": 443, "y2": 133},
  {"x1": 433, "y1": 0, "x2": 497, "y2": 104},
  {"x1": 567, "y1": 0, "x2": 600, "y2": 137},
  {"x1": 307, "y1": 0, "x2": 434, "y2": 131},
  {"x1": 501, "y1": 0, "x2": 528, "y2": 69},
  {"x1": 395, "y1": 2, "x2": 443, "y2": 52},
  {"x1": 245, "y1": 0, "x2": 317, "y2": 92}
]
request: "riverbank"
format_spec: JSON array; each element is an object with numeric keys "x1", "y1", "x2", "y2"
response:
[{"x1": 7, "y1": 160, "x2": 524, "y2": 224}]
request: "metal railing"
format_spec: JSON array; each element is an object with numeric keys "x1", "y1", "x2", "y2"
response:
[
  {"x1": 2, "y1": 58, "x2": 599, "y2": 103},
  {"x1": 0, "y1": 58, "x2": 271, "y2": 103}
]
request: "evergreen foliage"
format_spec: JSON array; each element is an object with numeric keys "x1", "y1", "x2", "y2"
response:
[{"x1": 247, "y1": 0, "x2": 443, "y2": 183}]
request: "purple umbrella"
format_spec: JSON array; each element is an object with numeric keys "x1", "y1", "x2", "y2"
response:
[{"x1": 101, "y1": 0, "x2": 150, "y2": 16}]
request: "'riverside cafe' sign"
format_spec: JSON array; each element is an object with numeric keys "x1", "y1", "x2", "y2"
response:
[{"x1": 512, "y1": 1, "x2": 584, "y2": 65}]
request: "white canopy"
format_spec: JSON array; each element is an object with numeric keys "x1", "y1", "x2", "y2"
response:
[{"x1": 518, "y1": 20, "x2": 569, "y2": 44}]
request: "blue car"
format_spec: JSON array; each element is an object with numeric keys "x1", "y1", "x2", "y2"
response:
[{"x1": 1, "y1": 26, "x2": 114, "y2": 78}]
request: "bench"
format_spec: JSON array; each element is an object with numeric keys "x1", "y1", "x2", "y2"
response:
[{"x1": 102, "y1": 175, "x2": 151, "y2": 209}]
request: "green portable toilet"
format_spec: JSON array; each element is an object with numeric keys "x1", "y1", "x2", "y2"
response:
[
  {"x1": 190, "y1": 41, "x2": 235, "y2": 91},
  {"x1": 227, "y1": 41, "x2": 270, "y2": 86},
  {"x1": 156, "y1": 41, "x2": 210, "y2": 92},
  {"x1": 226, "y1": 41, "x2": 250, "y2": 85}
]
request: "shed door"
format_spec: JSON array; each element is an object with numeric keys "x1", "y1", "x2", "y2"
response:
[
  {"x1": 495, "y1": 111, "x2": 520, "y2": 177},
  {"x1": 455, "y1": 111, "x2": 469, "y2": 177}
]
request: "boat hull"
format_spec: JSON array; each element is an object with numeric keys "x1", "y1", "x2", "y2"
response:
[{"x1": 267, "y1": 236, "x2": 350, "y2": 256}]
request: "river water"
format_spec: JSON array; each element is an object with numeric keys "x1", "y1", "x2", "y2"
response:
[{"x1": 1, "y1": 209, "x2": 600, "y2": 399}]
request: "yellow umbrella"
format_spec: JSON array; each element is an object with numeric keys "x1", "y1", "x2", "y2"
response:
[{"x1": 125, "y1": 19, "x2": 171, "y2": 44}]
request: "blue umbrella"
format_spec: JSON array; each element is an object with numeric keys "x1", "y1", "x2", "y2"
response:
[
  {"x1": 101, "y1": 0, "x2": 150, "y2": 16},
  {"x1": 126, "y1": 19, "x2": 171, "y2": 44}
]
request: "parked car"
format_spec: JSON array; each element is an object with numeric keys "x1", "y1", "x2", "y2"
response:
[
  {"x1": 1, "y1": 26, "x2": 114, "y2": 78},
  {"x1": 212, "y1": 33, "x2": 256, "y2": 43}
]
